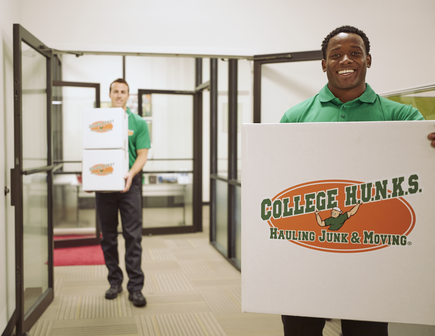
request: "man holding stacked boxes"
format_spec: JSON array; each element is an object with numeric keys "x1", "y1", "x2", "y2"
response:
[{"x1": 82, "y1": 78, "x2": 150, "y2": 307}]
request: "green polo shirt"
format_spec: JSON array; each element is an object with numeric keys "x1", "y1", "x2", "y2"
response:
[
  {"x1": 126, "y1": 107, "x2": 151, "y2": 169},
  {"x1": 324, "y1": 213, "x2": 349, "y2": 231},
  {"x1": 280, "y1": 84, "x2": 424, "y2": 123}
]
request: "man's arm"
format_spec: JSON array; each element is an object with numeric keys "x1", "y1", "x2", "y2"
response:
[
  {"x1": 121, "y1": 148, "x2": 148, "y2": 193},
  {"x1": 347, "y1": 201, "x2": 361, "y2": 218},
  {"x1": 315, "y1": 210, "x2": 325, "y2": 227}
]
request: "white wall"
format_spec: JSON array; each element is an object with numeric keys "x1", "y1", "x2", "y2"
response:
[
  {"x1": 0, "y1": 0, "x2": 20, "y2": 332},
  {"x1": 19, "y1": 0, "x2": 435, "y2": 94}
]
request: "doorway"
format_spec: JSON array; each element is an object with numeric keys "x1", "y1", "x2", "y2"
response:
[
  {"x1": 10, "y1": 24, "x2": 208, "y2": 336},
  {"x1": 52, "y1": 80, "x2": 102, "y2": 248}
]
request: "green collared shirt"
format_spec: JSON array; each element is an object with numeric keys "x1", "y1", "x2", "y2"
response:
[
  {"x1": 126, "y1": 107, "x2": 151, "y2": 169},
  {"x1": 280, "y1": 84, "x2": 424, "y2": 123}
]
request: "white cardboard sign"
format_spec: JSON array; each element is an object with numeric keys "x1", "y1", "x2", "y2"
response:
[{"x1": 241, "y1": 121, "x2": 435, "y2": 325}]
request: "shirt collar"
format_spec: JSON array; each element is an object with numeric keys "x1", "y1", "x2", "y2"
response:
[
  {"x1": 125, "y1": 107, "x2": 131, "y2": 115},
  {"x1": 319, "y1": 83, "x2": 377, "y2": 104}
]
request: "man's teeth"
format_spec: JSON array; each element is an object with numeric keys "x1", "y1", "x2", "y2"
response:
[{"x1": 338, "y1": 69, "x2": 354, "y2": 74}]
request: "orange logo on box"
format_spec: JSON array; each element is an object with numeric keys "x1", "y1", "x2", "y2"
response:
[
  {"x1": 89, "y1": 163, "x2": 114, "y2": 176},
  {"x1": 261, "y1": 176, "x2": 421, "y2": 253},
  {"x1": 89, "y1": 120, "x2": 114, "y2": 133}
]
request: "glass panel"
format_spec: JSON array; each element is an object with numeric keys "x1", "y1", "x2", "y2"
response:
[
  {"x1": 60, "y1": 87, "x2": 97, "y2": 171},
  {"x1": 216, "y1": 179, "x2": 228, "y2": 253},
  {"x1": 22, "y1": 172, "x2": 48, "y2": 314},
  {"x1": 261, "y1": 61, "x2": 325, "y2": 124},
  {"x1": 21, "y1": 42, "x2": 47, "y2": 170},
  {"x1": 142, "y1": 172, "x2": 193, "y2": 228},
  {"x1": 237, "y1": 59, "x2": 253, "y2": 181},
  {"x1": 6, "y1": 184, "x2": 15, "y2": 323},
  {"x1": 144, "y1": 160, "x2": 193, "y2": 172},
  {"x1": 53, "y1": 86, "x2": 98, "y2": 239},
  {"x1": 21, "y1": 40, "x2": 49, "y2": 315},
  {"x1": 202, "y1": 90, "x2": 210, "y2": 203},
  {"x1": 126, "y1": 56, "x2": 195, "y2": 93},
  {"x1": 138, "y1": 93, "x2": 194, "y2": 229},
  {"x1": 145, "y1": 94, "x2": 193, "y2": 161},
  {"x1": 235, "y1": 185, "x2": 242, "y2": 263},
  {"x1": 53, "y1": 174, "x2": 97, "y2": 237},
  {"x1": 384, "y1": 87, "x2": 435, "y2": 120},
  {"x1": 218, "y1": 59, "x2": 229, "y2": 178},
  {"x1": 62, "y1": 54, "x2": 122, "y2": 104}
]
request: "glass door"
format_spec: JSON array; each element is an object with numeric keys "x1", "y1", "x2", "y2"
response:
[
  {"x1": 138, "y1": 89, "x2": 202, "y2": 235},
  {"x1": 252, "y1": 50, "x2": 323, "y2": 122},
  {"x1": 11, "y1": 24, "x2": 54, "y2": 335},
  {"x1": 209, "y1": 52, "x2": 324, "y2": 271},
  {"x1": 52, "y1": 80, "x2": 101, "y2": 248}
]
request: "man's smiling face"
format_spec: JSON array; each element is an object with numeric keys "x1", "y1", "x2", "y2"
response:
[
  {"x1": 109, "y1": 82, "x2": 129, "y2": 110},
  {"x1": 322, "y1": 32, "x2": 371, "y2": 96}
]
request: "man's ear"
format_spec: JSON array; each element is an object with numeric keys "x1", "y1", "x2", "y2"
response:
[
  {"x1": 321, "y1": 59, "x2": 326, "y2": 72},
  {"x1": 367, "y1": 53, "x2": 372, "y2": 68}
]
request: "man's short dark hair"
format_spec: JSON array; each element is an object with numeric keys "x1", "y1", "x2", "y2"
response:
[
  {"x1": 321, "y1": 25, "x2": 370, "y2": 60},
  {"x1": 109, "y1": 78, "x2": 129, "y2": 93}
]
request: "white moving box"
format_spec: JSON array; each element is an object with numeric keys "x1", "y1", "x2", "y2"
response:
[
  {"x1": 242, "y1": 121, "x2": 435, "y2": 326},
  {"x1": 82, "y1": 149, "x2": 128, "y2": 191},
  {"x1": 83, "y1": 107, "x2": 128, "y2": 150}
]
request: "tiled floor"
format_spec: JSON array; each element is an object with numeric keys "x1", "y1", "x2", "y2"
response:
[{"x1": 30, "y1": 208, "x2": 342, "y2": 336}]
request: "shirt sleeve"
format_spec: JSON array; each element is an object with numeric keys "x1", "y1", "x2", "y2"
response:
[
  {"x1": 135, "y1": 118, "x2": 151, "y2": 149},
  {"x1": 280, "y1": 112, "x2": 289, "y2": 123},
  {"x1": 403, "y1": 105, "x2": 425, "y2": 121},
  {"x1": 393, "y1": 103, "x2": 425, "y2": 121},
  {"x1": 379, "y1": 97, "x2": 425, "y2": 121}
]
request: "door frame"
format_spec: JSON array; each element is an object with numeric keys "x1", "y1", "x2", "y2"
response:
[
  {"x1": 137, "y1": 85, "x2": 205, "y2": 235},
  {"x1": 11, "y1": 23, "x2": 55, "y2": 336},
  {"x1": 51, "y1": 80, "x2": 102, "y2": 248},
  {"x1": 253, "y1": 50, "x2": 322, "y2": 123},
  {"x1": 208, "y1": 51, "x2": 324, "y2": 271}
]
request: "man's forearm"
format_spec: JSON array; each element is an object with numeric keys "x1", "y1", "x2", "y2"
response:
[
  {"x1": 129, "y1": 154, "x2": 147, "y2": 177},
  {"x1": 128, "y1": 149, "x2": 149, "y2": 177}
]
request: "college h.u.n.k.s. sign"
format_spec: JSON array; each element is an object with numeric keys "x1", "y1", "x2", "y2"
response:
[
  {"x1": 260, "y1": 175, "x2": 421, "y2": 253},
  {"x1": 242, "y1": 122, "x2": 435, "y2": 326}
]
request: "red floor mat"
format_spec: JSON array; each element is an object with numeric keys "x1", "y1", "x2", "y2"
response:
[
  {"x1": 54, "y1": 235, "x2": 96, "y2": 241},
  {"x1": 53, "y1": 244, "x2": 105, "y2": 266}
]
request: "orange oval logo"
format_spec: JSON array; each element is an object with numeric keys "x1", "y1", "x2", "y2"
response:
[
  {"x1": 89, "y1": 121, "x2": 113, "y2": 133},
  {"x1": 89, "y1": 164, "x2": 114, "y2": 176},
  {"x1": 261, "y1": 179, "x2": 416, "y2": 253}
]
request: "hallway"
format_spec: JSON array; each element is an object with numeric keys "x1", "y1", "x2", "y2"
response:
[{"x1": 29, "y1": 209, "x2": 341, "y2": 336}]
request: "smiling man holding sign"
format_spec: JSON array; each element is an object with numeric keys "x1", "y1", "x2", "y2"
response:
[{"x1": 277, "y1": 25, "x2": 434, "y2": 336}]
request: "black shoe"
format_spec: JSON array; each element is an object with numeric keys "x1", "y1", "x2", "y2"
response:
[
  {"x1": 105, "y1": 284, "x2": 122, "y2": 300},
  {"x1": 128, "y1": 291, "x2": 147, "y2": 307}
]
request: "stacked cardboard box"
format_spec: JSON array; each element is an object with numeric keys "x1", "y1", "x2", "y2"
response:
[{"x1": 82, "y1": 108, "x2": 129, "y2": 191}]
